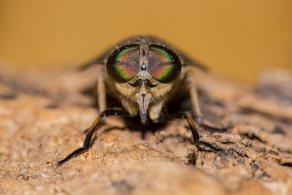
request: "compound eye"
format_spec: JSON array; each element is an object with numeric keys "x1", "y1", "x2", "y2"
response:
[
  {"x1": 106, "y1": 44, "x2": 140, "y2": 83},
  {"x1": 148, "y1": 45, "x2": 181, "y2": 83}
]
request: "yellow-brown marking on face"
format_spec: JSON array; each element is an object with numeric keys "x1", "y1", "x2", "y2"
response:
[{"x1": 105, "y1": 68, "x2": 185, "y2": 120}]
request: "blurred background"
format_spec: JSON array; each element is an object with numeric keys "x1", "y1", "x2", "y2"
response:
[{"x1": 0, "y1": 0, "x2": 291, "y2": 84}]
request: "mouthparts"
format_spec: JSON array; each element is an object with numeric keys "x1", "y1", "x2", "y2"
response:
[{"x1": 135, "y1": 93, "x2": 152, "y2": 124}]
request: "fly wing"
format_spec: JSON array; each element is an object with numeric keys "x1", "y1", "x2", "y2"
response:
[
  {"x1": 78, "y1": 35, "x2": 145, "y2": 71},
  {"x1": 142, "y1": 35, "x2": 208, "y2": 71},
  {"x1": 176, "y1": 50, "x2": 208, "y2": 71},
  {"x1": 78, "y1": 47, "x2": 113, "y2": 71}
]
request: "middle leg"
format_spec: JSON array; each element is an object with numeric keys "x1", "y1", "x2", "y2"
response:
[{"x1": 187, "y1": 75, "x2": 229, "y2": 131}]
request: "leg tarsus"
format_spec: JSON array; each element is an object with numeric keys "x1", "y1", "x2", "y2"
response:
[
  {"x1": 57, "y1": 109, "x2": 128, "y2": 166},
  {"x1": 82, "y1": 128, "x2": 89, "y2": 134},
  {"x1": 57, "y1": 147, "x2": 88, "y2": 166},
  {"x1": 196, "y1": 141, "x2": 223, "y2": 152}
]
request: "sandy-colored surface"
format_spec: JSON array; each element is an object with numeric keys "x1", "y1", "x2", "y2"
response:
[{"x1": 0, "y1": 66, "x2": 291, "y2": 195}]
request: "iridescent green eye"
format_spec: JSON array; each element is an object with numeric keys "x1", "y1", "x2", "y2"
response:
[
  {"x1": 106, "y1": 44, "x2": 140, "y2": 82},
  {"x1": 148, "y1": 45, "x2": 181, "y2": 83}
]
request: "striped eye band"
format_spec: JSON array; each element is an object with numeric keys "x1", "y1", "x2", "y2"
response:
[
  {"x1": 106, "y1": 45, "x2": 140, "y2": 83},
  {"x1": 148, "y1": 45, "x2": 181, "y2": 83}
]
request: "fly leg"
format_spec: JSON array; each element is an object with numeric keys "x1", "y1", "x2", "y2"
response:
[
  {"x1": 81, "y1": 68, "x2": 106, "y2": 135},
  {"x1": 188, "y1": 75, "x2": 203, "y2": 123},
  {"x1": 187, "y1": 75, "x2": 228, "y2": 131},
  {"x1": 158, "y1": 113, "x2": 200, "y2": 143},
  {"x1": 57, "y1": 109, "x2": 129, "y2": 166},
  {"x1": 162, "y1": 113, "x2": 228, "y2": 155},
  {"x1": 97, "y1": 69, "x2": 106, "y2": 113},
  {"x1": 172, "y1": 113, "x2": 200, "y2": 143}
]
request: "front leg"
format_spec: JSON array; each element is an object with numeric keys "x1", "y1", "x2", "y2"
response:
[
  {"x1": 173, "y1": 113, "x2": 200, "y2": 143},
  {"x1": 57, "y1": 109, "x2": 129, "y2": 166},
  {"x1": 159, "y1": 113, "x2": 200, "y2": 143}
]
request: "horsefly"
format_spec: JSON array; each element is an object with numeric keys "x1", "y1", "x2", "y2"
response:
[{"x1": 57, "y1": 35, "x2": 223, "y2": 166}]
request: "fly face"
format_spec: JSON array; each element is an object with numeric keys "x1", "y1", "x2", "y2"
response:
[{"x1": 105, "y1": 42, "x2": 183, "y2": 123}]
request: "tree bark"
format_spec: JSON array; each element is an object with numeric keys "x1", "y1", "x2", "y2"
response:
[{"x1": 0, "y1": 65, "x2": 291, "y2": 195}]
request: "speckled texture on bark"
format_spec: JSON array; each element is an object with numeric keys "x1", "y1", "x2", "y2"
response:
[{"x1": 0, "y1": 65, "x2": 291, "y2": 195}]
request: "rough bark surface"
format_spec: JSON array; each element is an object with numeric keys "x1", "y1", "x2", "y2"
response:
[{"x1": 0, "y1": 65, "x2": 291, "y2": 195}]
